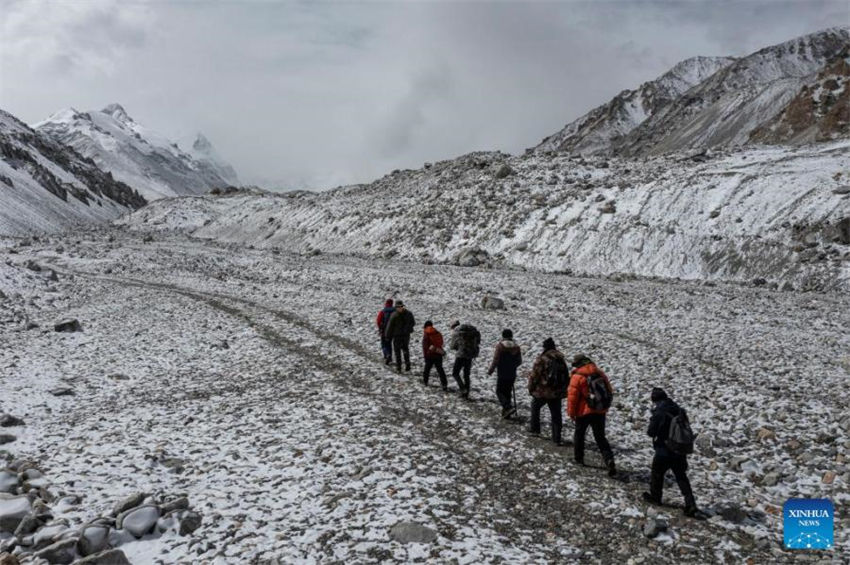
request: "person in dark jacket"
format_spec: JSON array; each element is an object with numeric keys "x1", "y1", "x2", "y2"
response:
[
  {"x1": 449, "y1": 320, "x2": 481, "y2": 399},
  {"x1": 375, "y1": 299, "x2": 395, "y2": 364},
  {"x1": 422, "y1": 321, "x2": 447, "y2": 390},
  {"x1": 643, "y1": 387, "x2": 700, "y2": 517},
  {"x1": 384, "y1": 301, "x2": 415, "y2": 373},
  {"x1": 526, "y1": 338, "x2": 565, "y2": 444},
  {"x1": 487, "y1": 329, "x2": 522, "y2": 418},
  {"x1": 567, "y1": 353, "x2": 616, "y2": 477}
]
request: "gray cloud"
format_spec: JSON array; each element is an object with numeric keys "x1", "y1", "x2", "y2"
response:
[{"x1": 0, "y1": 0, "x2": 844, "y2": 190}]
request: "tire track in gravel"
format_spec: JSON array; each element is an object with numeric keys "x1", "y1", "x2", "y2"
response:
[{"x1": 47, "y1": 262, "x2": 773, "y2": 563}]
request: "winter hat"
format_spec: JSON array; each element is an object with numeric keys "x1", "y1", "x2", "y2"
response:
[
  {"x1": 385, "y1": 299, "x2": 394, "y2": 307},
  {"x1": 450, "y1": 320, "x2": 460, "y2": 329},
  {"x1": 542, "y1": 337, "x2": 556, "y2": 351},
  {"x1": 571, "y1": 353, "x2": 591, "y2": 368},
  {"x1": 651, "y1": 387, "x2": 668, "y2": 402},
  {"x1": 395, "y1": 300, "x2": 405, "y2": 308},
  {"x1": 502, "y1": 329, "x2": 513, "y2": 339},
  {"x1": 423, "y1": 320, "x2": 433, "y2": 329}
]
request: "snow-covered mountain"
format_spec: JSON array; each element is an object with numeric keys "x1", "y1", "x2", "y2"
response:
[
  {"x1": 120, "y1": 140, "x2": 850, "y2": 291},
  {"x1": 537, "y1": 27, "x2": 850, "y2": 156},
  {"x1": 0, "y1": 108, "x2": 146, "y2": 236},
  {"x1": 536, "y1": 56, "x2": 735, "y2": 155},
  {"x1": 34, "y1": 104, "x2": 238, "y2": 201}
]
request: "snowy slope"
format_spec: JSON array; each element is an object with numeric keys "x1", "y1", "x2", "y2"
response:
[
  {"x1": 120, "y1": 142, "x2": 850, "y2": 291},
  {"x1": 0, "y1": 109, "x2": 146, "y2": 236},
  {"x1": 537, "y1": 56, "x2": 735, "y2": 155},
  {"x1": 34, "y1": 104, "x2": 238, "y2": 201},
  {"x1": 187, "y1": 133, "x2": 239, "y2": 187}
]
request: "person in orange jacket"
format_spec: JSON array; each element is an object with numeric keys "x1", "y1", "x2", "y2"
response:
[
  {"x1": 422, "y1": 321, "x2": 448, "y2": 390},
  {"x1": 567, "y1": 353, "x2": 616, "y2": 477}
]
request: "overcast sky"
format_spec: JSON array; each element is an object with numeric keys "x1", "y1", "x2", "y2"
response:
[{"x1": 0, "y1": 0, "x2": 846, "y2": 190}]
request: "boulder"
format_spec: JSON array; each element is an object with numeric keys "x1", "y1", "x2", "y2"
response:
[
  {"x1": 110, "y1": 493, "x2": 145, "y2": 517},
  {"x1": 643, "y1": 517, "x2": 668, "y2": 538},
  {"x1": 0, "y1": 494, "x2": 31, "y2": 533},
  {"x1": 177, "y1": 510, "x2": 202, "y2": 536},
  {"x1": 389, "y1": 521, "x2": 438, "y2": 544},
  {"x1": 54, "y1": 319, "x2": 82, "y2": 333},
  {"x1": 455, "y1": 248, "x2": 490, "y2": 268},
  {"x1": 33, "y1": 538, "x2": 78, "y2": 564},
  {"x1": 116, "y1": 504, "x2": 159, "y2": 538},
  {"x1": 0, "y1": 415, "x2": 24, "y2": 427},
  {"x1": 73, "y1": 549, "x2": 131, "y2": 565},
  {"x1": 494, "y1": 164, "x2": 513, "y2": 179},
  {"x1": 77, "y1": 523, "x2": 110, "y2": 556},
  {"x1": 762, "y1": 472, "x2": 781, "y2": 487},
  {"x1": 480, "y1": 296, "x2": 505, "y2": 310},
  {"x1": 0, "y1": 553, "x2": 19, "y2": 565},
  {"x1": 160, "y1": 496, "x2": 189, "y2": 514},
  {"x1": 0, "y1": 435, "x2": 14, "y2": 446},
  {"x1": 599, "y1": 201, "x2": 616, "y2": 214},
  {"x1": 717, "y1": 502, "x2": 748, "y2": 523},
  {"x1": 756, "y1": 427, "x2": 776, "y2": 442},
  {"x1": 49, "y1": 387, "x2": 74, "y2": 397},
  {"x1": 14, "y1": 512, "x2": 42, "y2": 537},
  {"x1": 0, "y1": 471, "x2": 18, "y2": 494},
  {"x1": 832, "y1": 185, "x2": 850, "y2": 195}
]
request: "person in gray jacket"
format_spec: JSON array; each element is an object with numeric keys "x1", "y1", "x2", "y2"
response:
[{"x1": 449, "y1": 320, "x2": 481, "y2": 399}]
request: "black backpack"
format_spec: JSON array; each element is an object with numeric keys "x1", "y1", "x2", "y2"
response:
[
  {"x1": 585, "y1": 373, "x2": 613, "y2": 410},
  {"x1": 543, "y1": 355, "x2": 569, "y2": 394},
  {"x1": 665, "y1": 408, "x2": 696, "y2": 456},
  {"x1": 379, "y1": 307, "x2": 394, "y2": 335}
]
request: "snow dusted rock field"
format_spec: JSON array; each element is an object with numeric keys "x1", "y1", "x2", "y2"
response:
[
  {"x1": 121, "y1": 141, "x2": 850, "y2": 292},
  {"x1": 1, "y1": 229, "x2": 848, "y2": 563}
]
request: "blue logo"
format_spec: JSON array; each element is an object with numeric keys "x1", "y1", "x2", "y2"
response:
[{"x1": 784, "y1": 498, "x2": 833, "y2": 550}]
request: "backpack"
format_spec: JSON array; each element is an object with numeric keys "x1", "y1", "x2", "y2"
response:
[
  {"x1": 379, "y1": 307, "x2": 394, "y2": 335},
  {"x1": 585, "y1": 373, "x2": 613, "y2": 410},
  {"x1": 542, "y1": 355, "x2": 569, "y2": 394},
  {"x1": 665, "y1": 409, "x2": 696, "y2": 456}
]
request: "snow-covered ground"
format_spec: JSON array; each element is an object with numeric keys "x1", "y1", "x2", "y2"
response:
[{"x1": 1, "y1": 229, "x2": 848, "y2": 563}]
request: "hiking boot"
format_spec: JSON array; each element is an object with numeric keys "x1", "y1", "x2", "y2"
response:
[
  {"x1": 642, "y1": 492, "x2": 661, "y2": 505},
  {"x1": 606, "y1": 459, "x2": 617, "y2": 477},
  {"x1": 441, "y1": 386, "x2": 449, "y2": 392},
  {"x1": 384, "y1": 357, "x2": 391, "y2": 365},
  {"x1": 396, "y1": 366, "x2": 402, "y2": 374},
  {"x1": 527, "y1": 429, "x2": 541, "y2": 438},
  {"x1": 405, "y1": 365, "x2": 411, "y2": 372},
  {"x1": 502, "y1": 407, "x2": 517, "y2": 419}
]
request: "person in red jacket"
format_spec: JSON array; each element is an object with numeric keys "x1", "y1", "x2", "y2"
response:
[
  {"x1": 375, "y1": 299, "x2": 395, "y2": 364},
  {"x1": 421, "y1": 321, "x2": 447, "y2": 390},
  {"x1": 567, "y1": 353, "x2": 616, "y2": 477}
]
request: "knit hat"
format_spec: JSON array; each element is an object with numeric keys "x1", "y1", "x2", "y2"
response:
[
  {"x1": 450, "y1": 320, "x2": 460, "y2": 329},
  {"x1": 395, "y1": 300, "x2": 405, "y2": 308},
  {"x1": 502, "y1": 328, "x2": 513, "y2": 339},
  {"x1": 384, "y1": 299, "x2": 393, "y2": 307},
  {"x1": 423, "y1": 320, "x2": 433, "y2": 328},
  {"x1": 651, "y1": 387, "x2": 668, "y2": 402},
  {"x1": 542, "y1": 337, "x2": 556, "y2": 351},
  {"x1": 571, "y1": 353, "x2": 590, "y2": 368}
]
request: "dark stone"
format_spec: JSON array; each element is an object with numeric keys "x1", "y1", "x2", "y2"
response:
[
  {"x1": 389, "y1": 521, "x2": 437, "y2": 544},
  {"x1": 0, "y1": 415, "x2": 24, "y2": 427},
  {"x1": 54, "y1": 319, "x2": 82, "y2": 333},
  {"x1": 71, "y1": 549, "x2": 131, "y2": 565},
  {"x1": 32, "y1": 538, "x2": 78, "y2": 564}
]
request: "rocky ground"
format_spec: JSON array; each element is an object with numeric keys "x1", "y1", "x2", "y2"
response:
[{"x1": 0, "y1": 228, "x2": 848, "y2": 563}]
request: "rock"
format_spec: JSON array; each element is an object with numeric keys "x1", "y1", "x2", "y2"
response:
[
  {"x1": 599, "y1": 201, "x2": 616, "y2": 214},
  {"x1": 494, "y1": 164, "x2": 513, "y2": 179},
  {"x1": 643, "y1": 517, "x2": 668, "y2": 538},
  {"x1": 480, "y1": 296, "x2": 505, "y2": 310},
  {"x1": 0, "y1": 552, "x2": 19, "y2": 565},
  {"x1": 389, "y1": 521, "x2": 438, "y2": 544},
  {"x1": 455, "y1": 248, "x2": 489, "y2": 268},
  {"x1": 832, "y1": 185, "x2": 850, "y2": 195},
  {"x1": 695, "y1": 436, "x2": 716, "y2": 457},
  {"x1": 24, "y1": 260, "x2": 41, "y2": 272},
  {"x1": 0, "y1": 415, "x2": 24, "y2": 427},
  {"x1": 786, "y1": 439, "x2": 803, "y2": 452},
  {"x1": 717, "y1": 503, "x2": 748, "y2": 523},
  {"x1": 834, "y1": 217, "x2": 850, "y2": 245},
  {"x1": 762, "y1": 472, "x2": 781, "y2": 487},
  {"x1": 0, "y1": 494, "x2": 30, "y2": 532},
  {"x1": 0, "y1": 435, "x2": 14, "y2": 446},
  {"x1": 54, "y1": 319, "x2": 82, "y2": 333},
  {"x1": 752, "y1": 277, "x2": 768, "y2": 287},
  {"x1": 116, "y1": 504, "x2": 159, "y2": 538},
  {"x1": 33, "y1": 538, "x2": 77, "y2": 564},
  {"x1": 77, "y1": 523, "x2": 110, "y2": 556},
  {"x1": 49, "y1": 387, "x2": 74, "y2": 397},
  {"x1": 160, "y1": 496, "x2": 189, "y2": 514},
  {"x1": 106, "y1": 374, "x2": 129, "y2": 381},
  {"x1": 177, "y1": 510, "x2": 202, "y2": 536},
  {"x1": 111, "y1": 493, "x2": 146, "y2": 517},
  {"x1": 822, "y1": 471, "x2": 836, "y2": 484},
  {"x1": 0, "y1": 471, "x2": 18, "y2": 494},
  {"x1": 73, "y1": 549, "x2": 131, "y2": 565},
  {"x1": 756, "y1": 427, "x2": 776, "y2": 442},
  {"x1": 14, "y1": 512, "x2": 42, "y2": 537}
]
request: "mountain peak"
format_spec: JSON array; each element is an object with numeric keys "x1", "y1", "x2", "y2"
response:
[
  {"x1": 192, "y1": 133, "x2": 212, "y2": 153},
  {"x1": 101, "y1": 103, "x2": 132, "y2": 123}
]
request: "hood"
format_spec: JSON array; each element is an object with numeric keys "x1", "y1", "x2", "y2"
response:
[
  {"x1": 424, "y1": 326, "x2": 439, "y2": 335},
  {"x1": 572, "y1": 362, "x2": 599, "y2": 376},
  {"x1": 500, "y1": 339, "x2": 520, "y2": 350}
]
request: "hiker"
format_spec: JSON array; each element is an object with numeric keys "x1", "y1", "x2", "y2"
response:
[
  {"x1": 449, "y1": 320, "x2": 481, "y2": 399},
  {"x1": 487, "y1": 329, "x2": 522, "y2": 418},
  {"x1": 643, "y1": 387, "x2": 701, "y2": 517},
  {"x1": 526, "y1": 337, "x2": 567, "y2": 443},
  {"x1": 567, "y1": 354, "x2": 617, "y2": 476},
  {"x1": 422, "y1": 321, "x2": 448, "y2": 390},
  {"x1": 384, "y1": 300, "x2": 415, "y2": 372},
  {"x1": 375, "y1": 299, "x2": 395, "y2": 364}
]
